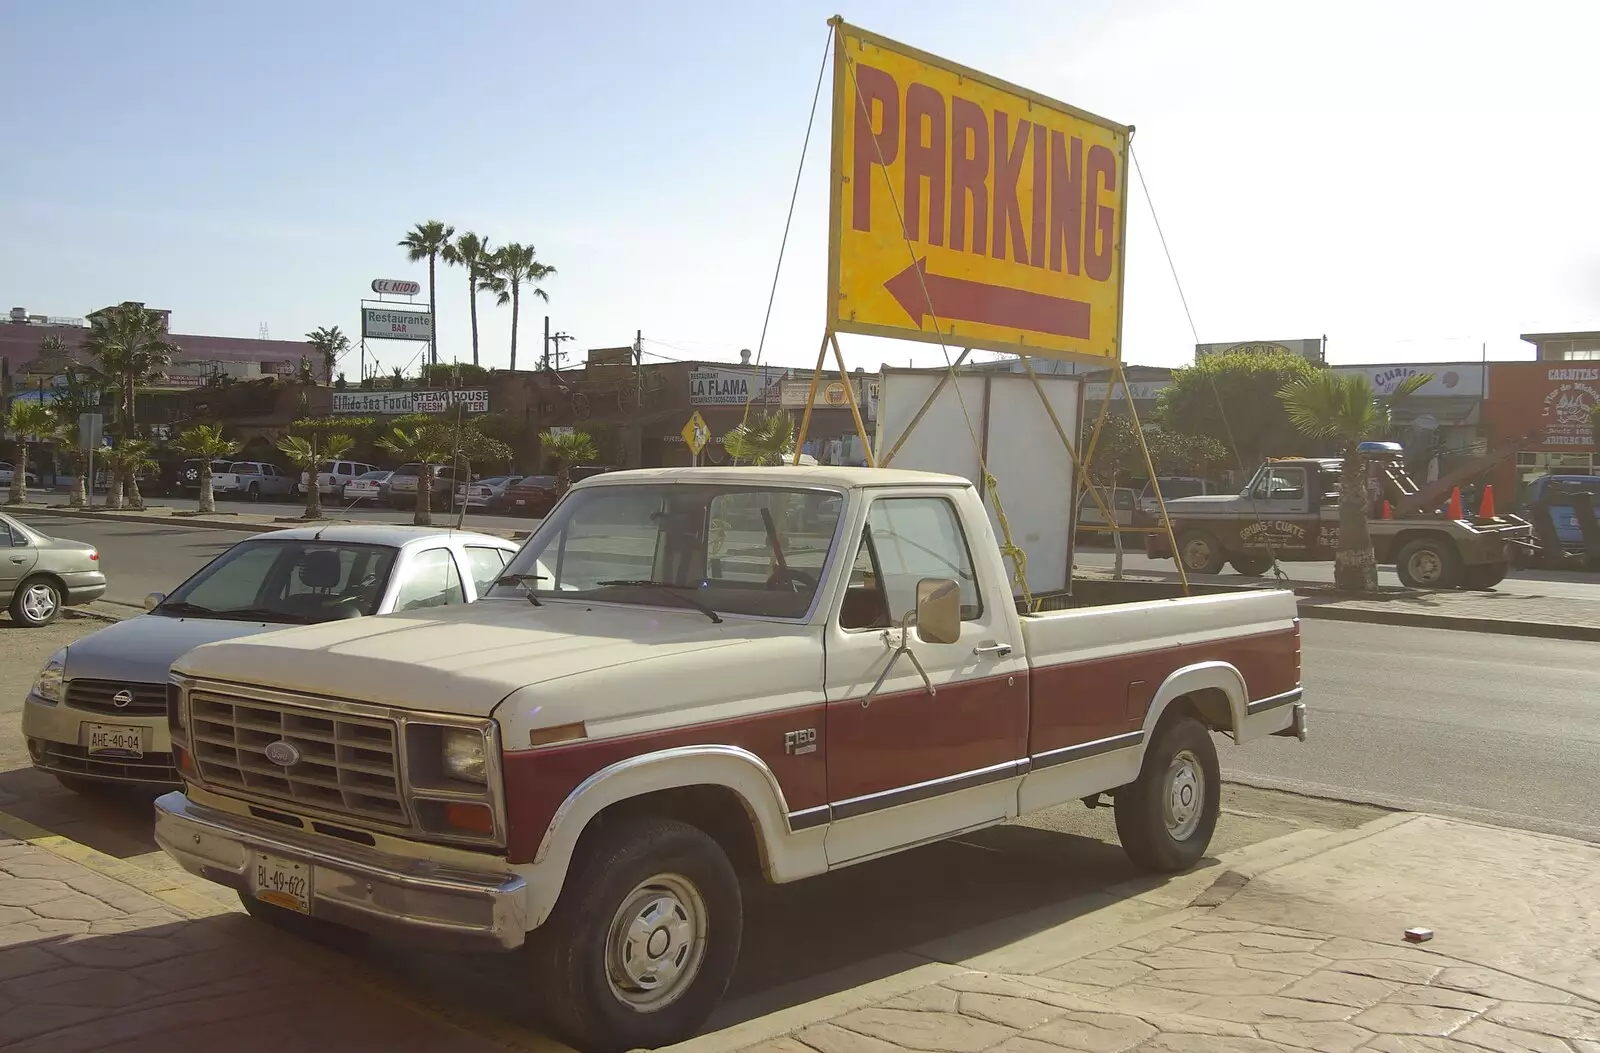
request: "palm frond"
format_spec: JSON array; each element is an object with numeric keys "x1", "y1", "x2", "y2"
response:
[{"x1": 1277, "y1": 371, "x2": 1378, "y2": 444}]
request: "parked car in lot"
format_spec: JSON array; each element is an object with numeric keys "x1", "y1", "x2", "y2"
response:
[
  {"x1": 2, "y1": 511, "x2": 105, "y2": 627},
  {"x1": 342, "y1": 469, "x2": 394, "y2": 505},
  {"x1": 212, "y1": 461, "x2": 295, "y2": 501},
  {"x1": 503, "y1": 475, "x2": 559, "y2": 517},
  {"x1": 151, "y1": 465, "x2": 1305, "y2": 1051},
  {"x1": 0, "y1": 462, "x2": 39, "y2": 488},
  {"x1": 301, "y1": 459, "x2": 379, "y2": 498},
  {"x1": 21, "y1": 524, "x2": 519, "y2": 792},
  {"x1": 388, "y1": 463, "x2": 468, "y2": 511},
  {"x1": 1076, "y1": 486, "x2": 1138, "y2": 538},
  {"x1": 456, "y1": 474, "x2": 523, "y2": 512},
  {"x1": 175, "y1": 459, "x2": 233, "y2": 496}
]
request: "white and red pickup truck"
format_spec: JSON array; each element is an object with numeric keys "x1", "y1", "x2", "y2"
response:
[{"x1": 154, "y1": 466, "x2": 1305, "y2": 1051}]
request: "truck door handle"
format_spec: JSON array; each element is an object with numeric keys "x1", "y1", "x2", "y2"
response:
[{"x1": 974, "y1": 643, "x2": 1013, "y2": 658}]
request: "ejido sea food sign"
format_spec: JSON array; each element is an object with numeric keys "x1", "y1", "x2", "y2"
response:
[
  {"x1": 362, "y1": 308, "x2": 433, "y2": 342},
  {"x1": 828, "y1": 21, "x2": 1129, "y2": 363}
]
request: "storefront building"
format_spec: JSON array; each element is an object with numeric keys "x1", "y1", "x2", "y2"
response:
[{"x1": 1483, "y1": 361, "x2": 1599, "y2": 499}]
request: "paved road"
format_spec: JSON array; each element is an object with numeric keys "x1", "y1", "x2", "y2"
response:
[
  {"x1": 1226, "y1": 618, "x2": 1600, "y2": 842},
  {"x1": 29, "y1": 490, "x2": 533, "y2": 533}
]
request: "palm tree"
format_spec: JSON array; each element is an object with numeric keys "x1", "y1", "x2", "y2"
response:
[
  {"x1": 538, "y1": 430, "x2": 597, "y2": 495},
  {"x1": 399, "y1": 220, "x2": 455, "y2": 366},
  {"x1": 1278, "y1": 370, "x2": 1431, "y2": 592},
  {"x1": 277, "y1": 431, "x2": 353, "y2": 521},
  {"x1": 5, "y1": 401, "x2": 55, "y2": 505},
  {"x1": 83, "y1": 302, "x2": 177, "y2": 509},
  {"x1": 177, "y1": 424, "x2": 240, "y2": 513},
  {"x1": 442, "y1": 232, "x2": 494, "y2": 367},
  {"x1": 723, "y1": 411, "x2": 795, "y2": 466},
  {"x1": 378, "y1": 424, "x2": 450, "y2": 525},
  {"x1": 99, "y1": 440, "x2": 155, "y2": 511},
  {"x1": 305, "y1": 326, "x2": 351, "y2": 383},
  {"x1": 485, "y1": 243, "x2": 556, "y2": 371},
  {"x1": 46, "y1": 367, "x2": 104, "y2": 507}
]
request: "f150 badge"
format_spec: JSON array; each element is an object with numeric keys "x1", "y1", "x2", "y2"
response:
[{"x1": 784, "y1": 729, "x2": 818, "y2": 756}]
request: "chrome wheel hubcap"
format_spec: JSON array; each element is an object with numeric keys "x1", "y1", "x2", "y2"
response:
[
  {"x1": 1182, "y1": 540, "x2": 1212, "y2": 570},
  {"x1": 1409, "y1": 550, "x2": 1442, "y2": 583},
  {"x1": 605, "y1": 873, "x2": 707, "y2": 1011},
  {"x1": 1164, "y1": 749, "x2": 1204, "y2": 841},
  {"x1": 21, "y1": 584, "x2": 57, "y2": 623}
]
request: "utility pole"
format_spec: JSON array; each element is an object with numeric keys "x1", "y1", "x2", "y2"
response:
[
  {"x1": 630, "y1": 329, "x2": 644, "y2": 470},
  {"x1": 549, "y1": 331, "x2": 573, "y2": 369},
  {"x1": 543, "y1": 315, "x2": 550, "y2": 370}
]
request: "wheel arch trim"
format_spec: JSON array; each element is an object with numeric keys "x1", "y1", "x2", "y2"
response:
[{"x1": 1142, "y1": 661, "x2": 1248, "y2": 744}]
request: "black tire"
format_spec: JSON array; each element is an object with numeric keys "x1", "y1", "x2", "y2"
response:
[
  {"x1": 1229, "y1": 556, "x2": 1273, "y2": 577},
  {"x1": 1115, "y1": 715, "x2": 1221, "y2": 873},
  {"x1": 289, "y1": 484, "x2": 300, "y2": 499},
  {"x1": 9, "y1": 575, "x2": 62, "y2": 627},
  {"x1": 1176, "y1": 529, "x2": 1227, "y2": 575},
  {"x1": 1395, "y1": 536, "x2": 1463, "y2": 589},
  {"x1": 246, "y1": 482, "x2": 261, "y2": 502},
  {"x1": 1461, "y1": 561, "x2": 1508, "y2": 590},
  {"x1": 525, "y1": 816, "x2": 742, "y2": 1053}
]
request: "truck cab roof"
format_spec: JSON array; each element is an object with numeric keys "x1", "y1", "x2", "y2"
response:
[{"x1": 572, "y1": 465, "x2": 974, "y2": 491}]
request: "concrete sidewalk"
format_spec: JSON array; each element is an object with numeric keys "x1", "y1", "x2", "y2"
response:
[
  {"x1": 0, "y1": 832, "x2": 564, "y2": 1051},
  {"x1": 674, "y1": 813, "x2": 1600, "y2": 1053}
]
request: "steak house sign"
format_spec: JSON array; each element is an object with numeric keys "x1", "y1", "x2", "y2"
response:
[{"x1": 829, "y1": 21, "x2": 1129, "y2": 363}]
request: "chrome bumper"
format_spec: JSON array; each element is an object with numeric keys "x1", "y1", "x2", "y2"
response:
[
  {"x1": 1272, "y1": 701, "x2": 1309, "y2": 742},
  {"x1": 154, "y1": 791, "x2": 527, "y2": 952}
]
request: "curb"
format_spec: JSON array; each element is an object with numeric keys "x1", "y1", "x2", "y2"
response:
[
  {"x1": 1297, "y1": 601, "x2": 1600, "y2": 642},
  {"x1": 663, "y1": 815, "x2": 1416, "y2": 1053}
]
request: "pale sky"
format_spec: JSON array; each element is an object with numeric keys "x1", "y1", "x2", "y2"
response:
[{"x1": 3, "y1": 1, "x2": 1595, "y2": 376}]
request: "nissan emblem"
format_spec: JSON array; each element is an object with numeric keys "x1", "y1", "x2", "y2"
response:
[{"x1": 112, "y1": 690, "x2": 134, "y2": 709}]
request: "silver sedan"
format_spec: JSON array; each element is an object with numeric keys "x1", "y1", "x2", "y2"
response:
[{"x1": 1, "y1": 511, "x2": 107, "y2": 627}]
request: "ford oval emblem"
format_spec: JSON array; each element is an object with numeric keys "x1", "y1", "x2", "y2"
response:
[
  {"x1": 112, "y1": 690, "x2": 134, "y2": 708},
  {"x1": 263, "y1": 740, "x2": 301, "y2": 767}
]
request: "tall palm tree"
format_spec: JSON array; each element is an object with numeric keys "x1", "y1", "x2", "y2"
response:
[
  {"x1": 305, "y1": 326, "x2": 351, "y2": 383},
  {"x1": 485, "y1": 243, "x2": 556, "y2": 371},
  {"x1": 83, "y1": 302, "x2": 177, "y2": 509},
  {"x1": 277, "y1": 432, "x2": 353, "y2": 521},
  {"x1": 378, "y1": 424, "x2": 450, "y2": 525},
  {"x1": 5, "y1": 401, "x2": 55, "y2": 505},
  {"x1": 723, "y1": 411, "x2": 795, "y2": 466},
  {"x1": 177, "y1": 424, "x2": 240, "y2": 514},
  {"x1": 99, "y1": 440, "x2": 155, "y2": 512},
  {"x1": 1278, "y1": 370, "x2": 1430, "y2": 593},
  {"x1": 399, "y1": 220, "x2": 455, "y2": 366},
  {"x1": 537, "y1": 430, "x2": 596, "y2": 495},
  {"x1": 442, "y1": 232, "x2": 494, "y2": 367},
  {"x1": 47, "y1": 366, "x2": 104, "y2": 507}
]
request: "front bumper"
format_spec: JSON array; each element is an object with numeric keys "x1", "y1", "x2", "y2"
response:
[
  {"x1": 154, "y1": 791, "x2": 528, "y2": 952},
  {"x1": 22, "y1": 693, "x2": 177, "y2": 784}
]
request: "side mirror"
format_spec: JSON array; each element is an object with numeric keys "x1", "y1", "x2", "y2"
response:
[
  {"x1": 914, "y1": 578, "x2": 961, "y2": 645},
  {"x1": 143, "y1": 592, "x2": 165, "y2": 612}
]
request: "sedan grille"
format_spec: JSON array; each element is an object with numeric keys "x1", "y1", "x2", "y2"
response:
[
  {"x1": 188, "y1": 690, "x2": 407, "y2": 826},
  {"x1": 66, "y1": 679, "x2": 168, "y2": 716}
]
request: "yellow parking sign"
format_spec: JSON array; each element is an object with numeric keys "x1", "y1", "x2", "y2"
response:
[{"x1": 681, "y1": 411, "x2": 711, "y2": 458}]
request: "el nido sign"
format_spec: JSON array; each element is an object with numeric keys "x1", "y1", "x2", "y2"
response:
[
  {"x1": 829, "y1": 23, "x2": 1129, "y2": 363},
  {"x1": 362, "y1": 308, "x2": 433, "y2": 342}
]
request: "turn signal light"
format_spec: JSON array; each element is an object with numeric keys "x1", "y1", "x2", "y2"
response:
[
  {"x1": 529, "y1": 722, "x2": 587, "y2": 747},
  {"x1": 444, "y1": 803, "x2": 494, "y2": 835},
  {"x1": 174, "y1": 744, "x2": 197, "y2": 778}
]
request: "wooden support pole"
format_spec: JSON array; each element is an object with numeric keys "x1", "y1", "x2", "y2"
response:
[
  {"x1": 1117, "y1": 361, "x2": 1189, "y2": 594},
  {"x1": 1018, "y1": 356, "x2": 1121, "y2": 545},
  {"x1": 791, "y1": 331, "x2": 831, "y2": 466},
  {"x1": 829, "y1": 330, "x2": 875, "y2": 467},
  {"x1": 879, "y1": 347, "x2": 972, "y2": 467}
]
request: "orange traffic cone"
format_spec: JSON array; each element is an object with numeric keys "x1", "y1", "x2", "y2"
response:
[
  {"x1": 1479, "y1": 485, "x2": 1496, "y2": 519},
  {"x1": 1380, "y1": 500, "x2": 1393, "y2": 519},
  {"x1": 1447, "y1": 487, "x2": 1464, "y2": 519}
]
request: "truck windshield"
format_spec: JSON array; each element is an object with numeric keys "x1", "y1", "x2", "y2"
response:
[{"x1": 495, "y1": 483, "x2": 845, "y2": 619}]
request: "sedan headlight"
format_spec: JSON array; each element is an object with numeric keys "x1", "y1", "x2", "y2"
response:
[
  {"x1": 33, "y1": 650, "x2": 66, "y2": 703},
  {"x1": 441, "y1": 727, "x2": 488, "y2": 783}
]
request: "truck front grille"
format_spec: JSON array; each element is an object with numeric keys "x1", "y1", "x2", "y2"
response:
[{"x1": 188, "y1": 690, "x2": 407, "y2": 826}]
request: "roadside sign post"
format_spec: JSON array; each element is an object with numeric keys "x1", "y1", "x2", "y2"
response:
[
  {"x1": 681, "y1": 411, "x2": 710, "y2": 467},
  {"x1": 79, "y1": 413, "x2": 102, "y2": 500}
]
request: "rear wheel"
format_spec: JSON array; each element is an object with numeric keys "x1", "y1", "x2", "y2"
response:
[
  {"x1": 1395, "y1": 537, "x2": 1463, "y2": 589},
  {"x1": 9, "y1": 576, "x2": 62, "y2": 627},
  {"x1": 246, "y1": 482, "x2": 261, "y2": 502},
  {"x1": 1115, "y1": 715, "x2": 1221, "y2": 873},
  {"x1": 1177, "y1": 530, "x2": 1227, "y2": 575},
  {"x1": 525, "y1": 816, "x2": 741, "y2": 1052},
  {"x1": 1461, "y1": 561, "x2": 1508, "y2": 590},
  {"x1": 1229, "y1": 555, "x2": 1273, "y2": 576}
]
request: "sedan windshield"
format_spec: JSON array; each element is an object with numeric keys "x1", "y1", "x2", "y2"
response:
[
  {"x1": 156, "y1": 540, "x2": 399, "y2": 622},
  {"x1": 494, "y1": 483, "x2": 844, "y2": 619}
]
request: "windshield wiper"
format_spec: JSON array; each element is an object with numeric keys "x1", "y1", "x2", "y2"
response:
[
  {"x1": 213, "y1": 606, "x2": 315, "y2": 624},
  {"x1": 154, "y1": 601, "x2": 216, "y2": 618},
  {"x1": 596, "y1": 580, "x2": 722, "y2": 624},
  {"x1": 495, "y1": 573, "x2": 545, "y2": 606}
]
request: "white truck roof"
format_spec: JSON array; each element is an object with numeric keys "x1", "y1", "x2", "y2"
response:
[{"x1": 575, "y1": 466, "x2": 972, "y2": 490}]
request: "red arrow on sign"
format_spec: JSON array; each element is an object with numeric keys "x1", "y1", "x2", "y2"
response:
[{"x1": 884, "y1": 258, "x2": 1092, "y2": 340}]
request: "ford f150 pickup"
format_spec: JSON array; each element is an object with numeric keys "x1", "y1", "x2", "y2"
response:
[{"x1": 153, "y1": 466, "x2": 1306, "y2": 1051}]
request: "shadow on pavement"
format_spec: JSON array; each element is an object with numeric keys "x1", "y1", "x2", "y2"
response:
[{"x1": 0, "y1": 766, "x2": 163, "y2": 859}]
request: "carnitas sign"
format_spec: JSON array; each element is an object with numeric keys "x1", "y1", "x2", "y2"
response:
[
  {"x1": 1541, "y1": 366, "x2": 1599, "y2": 448},
  {"x1": 828, "y1": 21, "x2": 1129, "y2": 363}
]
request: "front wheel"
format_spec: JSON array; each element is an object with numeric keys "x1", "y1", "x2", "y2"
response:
[
  {"x1": 1177, "y1": 529, "x2": 1227, "y2": 575},
  {"x1": 1229, "y1": 555, "x2": 1273, "y2": 576},
  {"x1": 1115, "y1": 715, "x2": 1221, "y2": 873},
  {"x1": 10, "y1": 576, "x2": 62, "y2": 627},
  {"x1": 1395, "y1": 536, "x2": 1463, "y2": 589},
  {"x1": 525, "y1": 816, "x2": 742, "y2": 1052}
]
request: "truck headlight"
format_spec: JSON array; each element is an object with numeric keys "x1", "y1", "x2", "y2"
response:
[
  {"x1": 33, "y1": 650, "x2": 66, "y2": 703},
  {"x1": 441, "y1": 728, "x2": 487, "y2": 783}
]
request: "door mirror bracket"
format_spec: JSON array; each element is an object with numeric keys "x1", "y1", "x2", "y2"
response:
[{"x1": 861, "y1": 579, "x2": 960, "y2": 708}]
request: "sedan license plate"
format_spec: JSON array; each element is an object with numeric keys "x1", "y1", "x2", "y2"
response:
[
  {"x1": 86, "y1": 723, "x2": 142, "y2": 756},
  {"x1": 251, "y1": 853, "x2": 312, "y2": 914},
  {"x1": 515, "y1": 498, "x2": 526, "y2": 505}
]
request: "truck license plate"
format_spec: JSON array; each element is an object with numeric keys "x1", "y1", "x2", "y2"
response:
[
  {"x1": 86, "y1": 724, "x2": 142, "y2": 756},
  {"x1": 251, "y1": 853, "x2": 312, "y2": 914}
]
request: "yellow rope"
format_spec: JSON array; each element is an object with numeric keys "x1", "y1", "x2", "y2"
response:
[{"x1": 983, "y1": 471, "x2": 1033, "y2": 612}]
